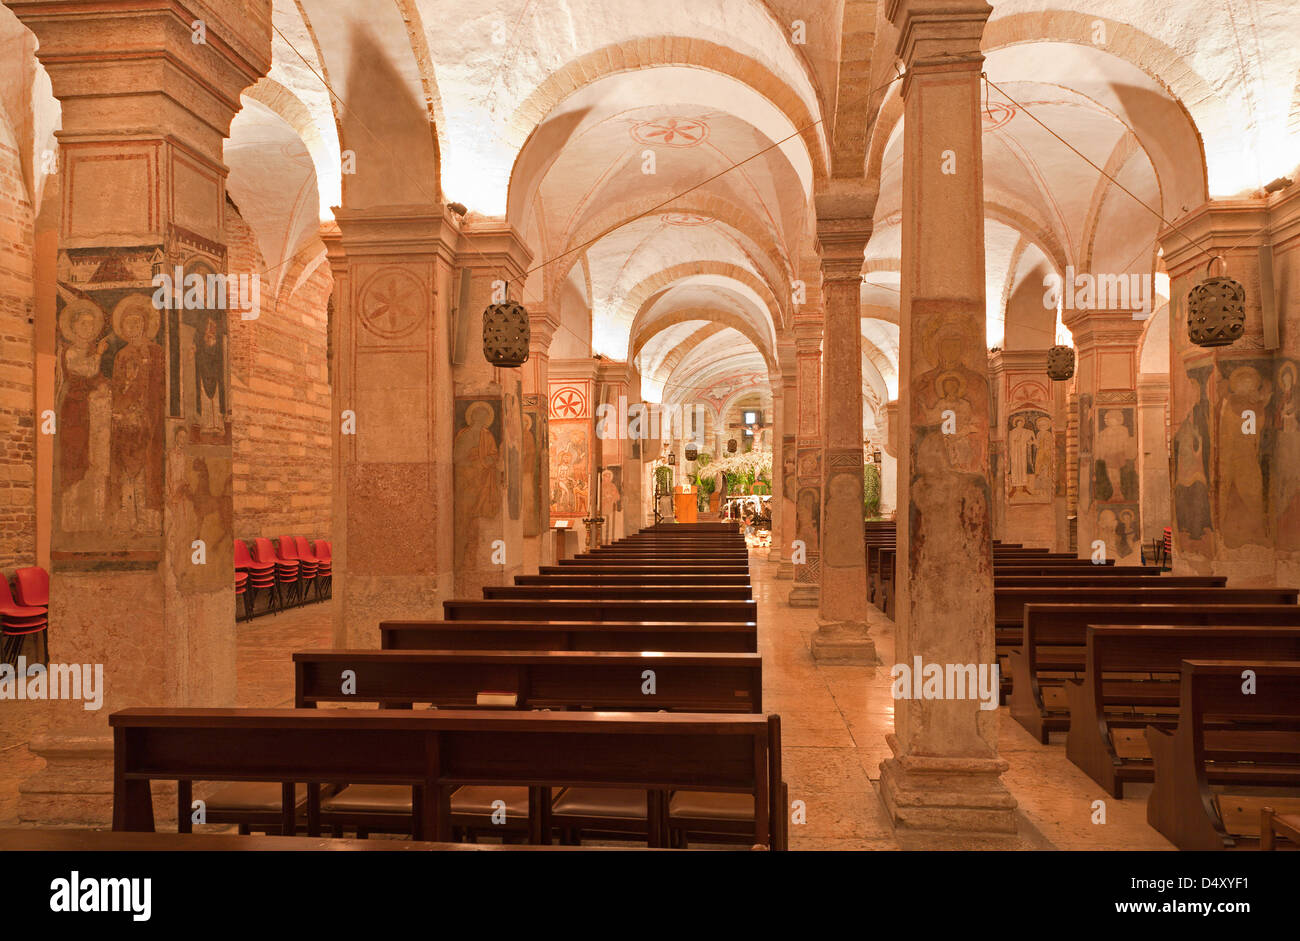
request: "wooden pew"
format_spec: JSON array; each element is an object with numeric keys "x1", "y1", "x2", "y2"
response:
[
  {"x1": 517, "y1": 573, "x2": 751, "y2": 586},
  {"x1": 294, "y1": 649, "x2": 769, "y2": 845},
  {"x1": 530, "y1": 566, "x2": 754, "y2": 579},
  {"x1": 0, "y1": 829, "x2": 652, "y2": 851},
  {"x1": 443, "y1": 598, "x2": 758, "y2": 623},
  {"x1": 382, "y1": 620, "x2": 759, "y2": 653},
  {"x1": 1261, "y1": 808, "x2": 1300, "y2": 850},
  {"x1": 994, "y1": 586, "x2": 1300, "y2": 700},
  {"x1": 557, "y1": 558, "x2": 748, "y2": 570},
  {"x1": 110, "y1": 708, "x2": 784, "y2": 849},
  {"x1": 295, "y1": 649, "x2": 762, "y2": 712},
  {"x1": 1010, "y1": 604, "x2": 1300, "y2": 743},
  {"x1": 1062, "y1": 626, "x2": 1300, "y2": 796},
  {"x1": 1146, "y1": 660, "x2": 1300, "y2": 850},
  {"x1": 481, "y1": 585, "x2": 753, "y2": 601},
  {"x1": 994, "y1": 575, "x2": 1224, "y2": 590}
]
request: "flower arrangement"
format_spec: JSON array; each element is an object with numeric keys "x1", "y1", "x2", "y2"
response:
[{"x1": 705, "y1": 447, "x2": 772, "y2": 493}]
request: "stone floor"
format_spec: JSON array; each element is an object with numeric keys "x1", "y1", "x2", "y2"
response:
[{"x1": 0, "y1": 559, "x2": 1175, "y2": 849}]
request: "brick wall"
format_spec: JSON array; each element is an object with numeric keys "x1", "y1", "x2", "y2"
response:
[
  {"x1": 226, "y1": 206, "x2": 332, "y2": 544},
  {"x1": 0, "y1": 119, "x2": 35, "y2": 573}
]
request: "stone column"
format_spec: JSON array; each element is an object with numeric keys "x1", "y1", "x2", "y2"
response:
[
  {"x1": 881, "y1": 399, "x2": 899, "y2": 517},
  {"x1": 787, "y1": 319, "x2": 823, "y2": 607},
  {"x1": 547, "y1": 359, "x2": 599, "y2": 549},
  {"x1": 1160, "y1": 192, "x2": 1300, "y2": 587},
  {"x1": 989, "y1": 349, "x2": 1057, "y2": 547},
  {"x1": 1136, "y1": 372, "x2": 1171, "y2": 551},
  {"x1": 767, "y1": 385, "x2": 784, "y2": 561},
  {"x1": 327, "y1": 208, "x2": 458, "y2": 648},
  {"x1": 452, "y1": 225, "x2": 532, "y2": 595},
  {"x1": 521, "y1": 309, "x2": 556, "y2": 570},
  {"x1": 879, "y1": 0, "x2": 1017, "y2": 835},
  {"x1": 13, "y1": 0, "x2": 271, "y2": 825},
  {"x1": 776, "y1": 344, "x2": 797, "y2": 578},
  {"x1": 1064, "y1": 309, "x2": 1144, "y2": 565},
  {"x1": 595, "y1": 361, "x2": 634, "y2": 543},
  {"x1": 812, "y1": 198, "x2": 877, "y2": 662}
]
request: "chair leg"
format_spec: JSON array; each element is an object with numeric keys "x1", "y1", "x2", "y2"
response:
[{"x1": 40, "y1": 630, "x2": 49, "y2": 665}]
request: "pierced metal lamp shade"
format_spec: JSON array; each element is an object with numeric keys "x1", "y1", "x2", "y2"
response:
[
  {"x1": 684, "y1": 444, "x2": 698, "y2": 462},
  {"x1": 727, "y1": 439, "x2": 737, "y2": 454},
  {"x1": 483, "y1": 299, "x2": 530, "y2": 367},
  {"x1": 667, "y1": 452, "x2": 677, "y2": 465},
  {"x1": 1046, "y1": 345, "x2": 1075, "y2": 381},
  {"x1": 1186, "y1": 274, "x2": 1246, "y2": 348}
]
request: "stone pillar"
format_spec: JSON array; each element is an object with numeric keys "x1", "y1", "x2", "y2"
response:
[
  {"x1": 776, "y1": 345, "x2": 797, "y2": 578},
  {"x1": 547, "y1": 359, "x2": 599, "y2": 549},
  {"x1": 451, "y1": 225, "x2": 532, "y2": 595},
  {"x1": 812, "y1": 197, "x2": 877, "y2": 662},
  {"x1": 1160, "y1": 192, "x2": 1300, "y2": 587},
  {"x1": 327, "y1": 208, "x2": 457, "y2": 648},
  {"x1": 767, "y1": 386, "x2": 784, "y2": 561},
  {"x1": 878, "y1": 0, "x2": 1017, "y2": 835},
  {"x1": 521, "y1": 309, "x2": 556, "y2": 570},
  {"x1": 881, "y1": 399, "x2": 899, "y2": 517},
  {"x1": 989, "y1": 349, "x2": 1057, "y2": 547},
  {"x1": 788, "y1": 319, "x2": 823, "y2": 607},
  {"x1": 1136, "y1": 372, "x2": 1171, "y2": 551},
  {"x1": 595, "y1": 361, "x2": 634, "y2": 543},
  {"x1": 622, "y1": 370, "x2": 645, "y2": 535},
  {"x1": 13, "y1": 0, "x2": 271, "y2": 825},
  {"x1": 1064, "y1": 309, "x2": 1144, "y2": 565}
]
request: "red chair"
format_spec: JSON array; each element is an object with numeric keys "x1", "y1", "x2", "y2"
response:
[
  {"x1": 275, "y1": 536, "x2": 305, "y2": 607},
  {"x1": 2, "y1": 574, "x2": 48, "y2": 665},
  {"x1": 294, "y1": 537, "x2": 324, "y2": 601},
  {"x1": 253, "y1": 537, "x2": 296, "y2": 612},
  {"x1": 236, "y1": 539, "x2": 276, "y2": 618},
  {"x1": 313, "y1": 540, "x2": 332, "y2": 599},
  {"x1": 235, "y1": 571, "x2": 249, "y2": 621}
]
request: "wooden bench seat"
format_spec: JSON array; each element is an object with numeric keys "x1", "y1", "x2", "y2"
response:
[
  {"x1": 542, "y1": 565, "x2": 749, "y2": 576},
  {"x1": 1059, "y1": 627, "x2": 1300, "y2": 796},
  {"x1": 481, "y1": 585, "x2": 753, "y2": 601},
  {"x1": 110, "y1": 708, "x2": 784, "y2": 849},
  {"x1": 381, "y1": 620, "x2": 758, "y2": 653},
  {"x1": 1146, "y1": 660, "x2": 1300, "y2": 850},
  {"x1": 1010, "y1": 604, "x2": 1300, "y2": 743},
  {"x1": 993, "y1": 575, "x2": 1224, "y2": 590},
  {"x1": 517, "y1": 573, "x2": 752, "y2": 586},
  {"x1": 294, "y1": 649, "x2": 762, "y2": 712},
  {"x1": 0, "y1": 829, "x2": 656, "y2": 851},
  {"x1": 443, "y1": 598, "x2": 758, "y2": 623}
]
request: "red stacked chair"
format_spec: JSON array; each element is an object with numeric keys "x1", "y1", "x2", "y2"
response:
[
  {"x1": 236, "y1": 539, "x2": 277, "y2": 617},
  {"x1": 285, "y1": 536, "x2": 316, "y2": 602},
  {"x1": 253, "y1": 537, "x2": 296, "y2": 612},
  {"x1": 275, "y1": 536, "x2": 305, "y2": 607},
  {"x1": 313, "y1": 540, "x2": 332, "y2": 599},
  {"x1": 294, "y1": 537, "x2": 324, "y2": 601},
  {"x1": 3, "y1": 568, "x2": 48, "y2": 665},
  {"x1": 235, "y1": 571, "x2": 249, "y2": 621}
]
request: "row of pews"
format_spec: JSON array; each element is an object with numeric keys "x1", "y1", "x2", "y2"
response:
[
  {"x1": 104, "y1": 523, "x2": 785, "y2": 851},
  {"x1": 865, "y1": 520, "x2": 1300, "y2": 851}
]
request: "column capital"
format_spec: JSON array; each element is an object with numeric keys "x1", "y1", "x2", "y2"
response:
[
  {"x1": 888, "y1": 0, "x2": 991, "y2": 77},
  {"x1": 528, "y1": 307, "x2": 559, "y2": 353},
  {"x1": 794, "y1": 319, "x2": 824, "y2": 351},
  {"x1": 455, "y1": 220, "x2": 534, "y2": 282},
  {"x1": 332, "y1": 205, "x2": 460, "y2": 263},
  {"x1": 815, "y1": 184, "x2": 875, "y2": 282},
  {"x1": 16, "y1": 0, "x2": 272, "y2": 155},
  {"x1": 1158, "y1": 198, "x2": 1271, "y2": 277},
  {"x1": 1062, "y1": 308, "x2": 1146, "y2": 348}
]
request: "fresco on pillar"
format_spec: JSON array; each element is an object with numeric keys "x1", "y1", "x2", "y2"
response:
[
  {"x1": 53, "y1": 247, "x2": 171, "y2": 551},
  {"x1": 908, "y1": 315, "x2": 992, "y2": 576},
  {"x1": 795, "y1": 448, "x2": 822, "y2": 552},
  {"x1": 504, "y1": 386, "x2": 522, "y2": 523},
  {"x1": 1006, "y1": 399, "x2": 1054, "y2": 506},
  {"x1": 601, "y1": 467, "x2": 624, "y2": 538},
  {"x1": 521, "y1": 394, "x2": 548, "y2": 537},
  {"x1": 549, "y1": 424, "x2": 590, "y2": 518},
  {"x1": 1172, "y1": 364, "x2": 1214, "y2": 555},
  {"x1": 782, "y1": 438, "x2": 797, "y2": 507},
  {"x1": 1213, "y1": 357, "x2": 1280, "y2": 551},
  {"x1": 1092, "y1": 406, "x2": 1139, "y2": 561},
  {"x1": 453, "y1": 398, "x2": 504, "y2": 570},
  {"x1": 1272, "y1": 359, "x2": 1300, "y2": 552},
  {"x1": 1077, "y1": 393, "x2": 1095, "y2": 511}
]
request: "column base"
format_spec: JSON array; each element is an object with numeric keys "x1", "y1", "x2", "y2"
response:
[
  {"x1": 775, "y1": 561, "x2": 793, "y2": 579},
  {"x1": 19, "y1": 735, "x2": 115, "y2": 828},
  {"x1": 810, "y1": 621, "x2": 879, "y2": 664},
  {"x1": 766, "y1": 547, "x2": 782, "y2": 563},
  {"x1": 877, "y1": 735, "x2": 1017, "y2": 835},
  {"x1": 787, "y1": 583, "x2": 819, "y2": 607}
]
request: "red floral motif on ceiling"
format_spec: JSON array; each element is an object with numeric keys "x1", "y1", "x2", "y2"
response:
[
  {"x1": 631, "y1": 117, "x2": 710, "y2": 148},
  {"x1": 981, "y1": 100, "x2": 1016, "y2": 132},
  {"x1": 663, "y1": 212, "x2": 713, "y2": 226}
]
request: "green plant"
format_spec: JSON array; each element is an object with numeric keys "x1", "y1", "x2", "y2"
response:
[
  {"x1": 863, "y1": 463, "x2": 881, "y2": 520},
  {"x1": 654, "y1": 465, "x2": 673, "y2": 496}
]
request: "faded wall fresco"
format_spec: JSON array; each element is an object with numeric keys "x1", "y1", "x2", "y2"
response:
[
  {"x1": 1172, "y1": 363, "x2": 1213, "y2": 550},
  {"x1": 1216, "y1": 359, "x2": 1271, "y2": 549},
  {"x1": 521, "y1": 394, "x2": 547, "y2": 537},
  {"x1": 1006, "y1": 407, "x2": 1053, "y2": 505},
  {"x1": 452, "y1": 397, "x2": 503, "y2": 569},
  {"x1": 549, "y1": 422, "x2": 590, "y2": 518}
]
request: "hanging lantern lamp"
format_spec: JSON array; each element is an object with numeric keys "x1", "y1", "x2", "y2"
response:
[
  {"x1": 685, "y1": 444, "x2": 698, "y2": 462},
  {"x1": 1186, "y1": 256, "x2": 1245, "y2": 348},
  {"x1": 483, "y1": 285, "x2": 530, "y2": 367},
  {"x1": 727, "y1": 438, "x2": 738, "y2": 454},
  {"x1": 1046, "y1": 345, "x2": 1075, "y2": 381}
]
